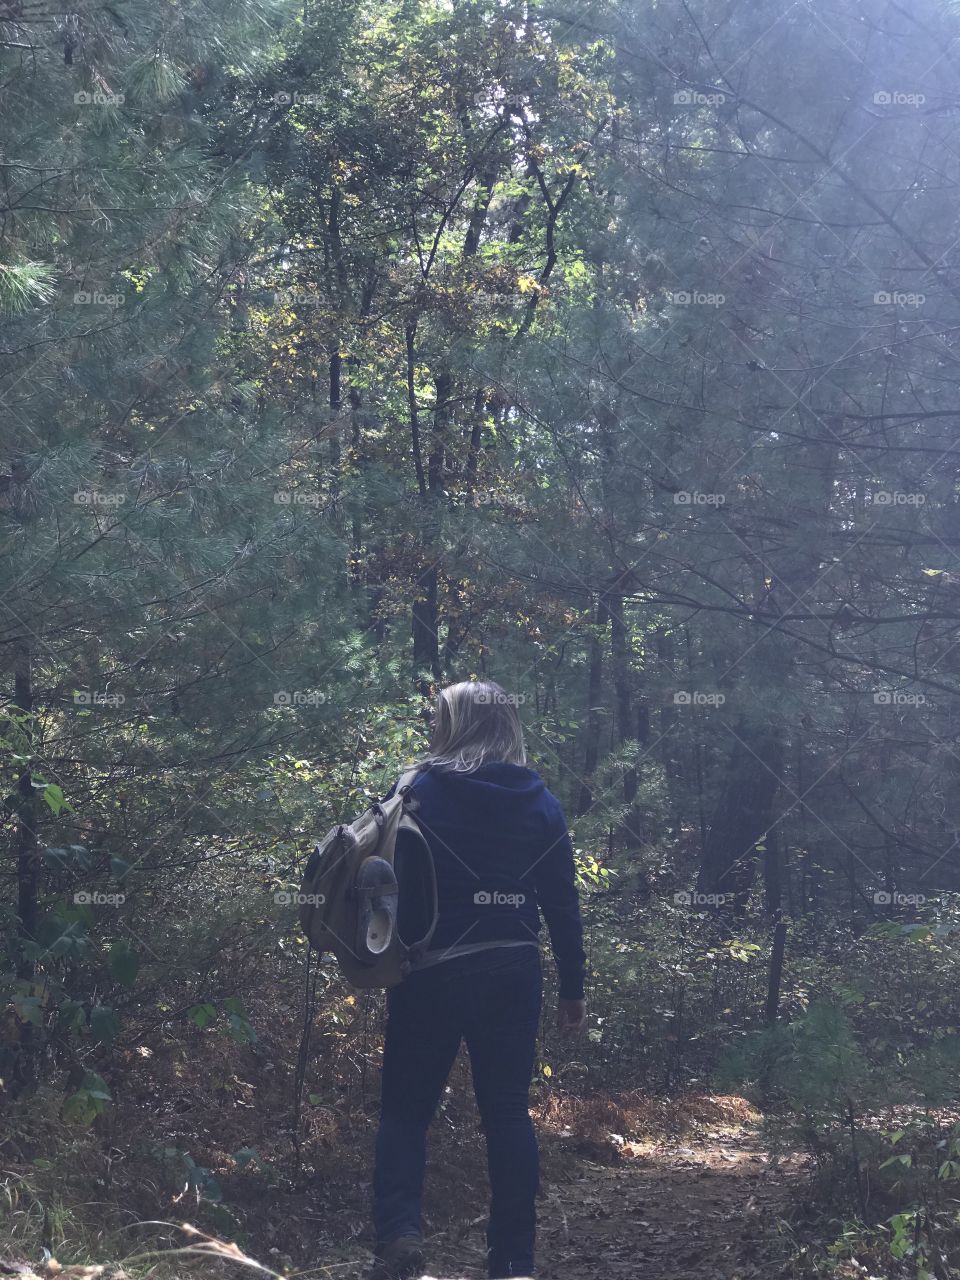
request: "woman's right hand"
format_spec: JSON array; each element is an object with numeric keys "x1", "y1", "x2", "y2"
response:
[{"x1": 558, "y1": 997, "x2": 587, "y2": 1035}]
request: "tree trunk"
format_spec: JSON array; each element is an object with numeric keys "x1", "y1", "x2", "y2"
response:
[
  {"x1": 608, "y1": 591, "x2": 635, "y2": 803},
  {"x1": 763, "y1": 821, "x2": 784, "y2": 919},
  {"x1": 576, "y1": 597, "x2": 608, "y2": 816},
  {"x1": 608, "y1": 588, "x2": 644, "y2": 851},
  {"x1": 764, "y1": 916, "x2": 788, "y2": 1025},
  {"x1": 696, "y1": 721, "x2": 783, "y2": 910},
  {"x1": 412, "y1": 565, "x2": 440, "y2": 687},
  {"x1": 405, "y1": 322, "x2": 440, "y2": 687},
  {"x1": 14, "y1": 642, "x2": 40, "y2": 979},
  {"x1": 445, "y1": 390, "x2": 486, "y2": 668}
]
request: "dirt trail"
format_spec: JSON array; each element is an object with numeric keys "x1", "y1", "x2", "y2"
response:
[
  {"x1": 535, "y1": 1127, "x2": 801, "y2": 1279},
  {"x1": 400, "y1": 1096, "x2": 807, "y2": 1280}
]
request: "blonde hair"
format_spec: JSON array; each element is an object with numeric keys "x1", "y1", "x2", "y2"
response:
[{"x1": 419, "y1": 680, "x2": 527, "y2": 773}]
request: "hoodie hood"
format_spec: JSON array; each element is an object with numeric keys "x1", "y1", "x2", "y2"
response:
[{"x1": 412, "y1": 762, "x2": 554, "y2": 839}]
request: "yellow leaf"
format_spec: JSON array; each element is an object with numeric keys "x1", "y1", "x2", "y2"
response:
[{"x1": 542, "y1": 1064, "x2": 552, "y2": 1077}]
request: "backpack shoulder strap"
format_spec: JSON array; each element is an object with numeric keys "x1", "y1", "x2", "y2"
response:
[{"x1": 396, "y1": 765, "x2": 421, "y2": 802}]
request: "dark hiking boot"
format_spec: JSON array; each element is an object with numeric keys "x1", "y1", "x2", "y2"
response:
[{"x1": 370, "y1": 1234, "x2": 425, "y2": 1280}]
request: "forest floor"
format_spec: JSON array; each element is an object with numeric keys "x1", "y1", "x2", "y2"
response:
[
  {"x1": 520, "y1": 1097, "x2": 806, "y2": 1280},
  {"x1": 1, "y1": 1037, "x2": 819, "y2": 1280},
  {"x1": 363, "y1": 1091, "x2": 810, "y2": 1280}
]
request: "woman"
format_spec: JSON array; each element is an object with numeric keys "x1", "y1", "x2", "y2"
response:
[{"x1": 372, "y1": 679, "x2": 587, "y2": 1280}]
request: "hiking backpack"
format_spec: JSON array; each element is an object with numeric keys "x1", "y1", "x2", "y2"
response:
[{"x1": 297, "y1": 768, "x2": 438, "y2": 988}]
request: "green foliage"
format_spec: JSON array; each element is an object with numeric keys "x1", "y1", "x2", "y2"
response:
[
  {"x1": 718, "y1": 933, "x2": 960, "y2": 1273},
  {"x1": 62, "y1": 1072, "x2": 112, "y2": 1126},
  {"x1": 109, "y1": 941, "x2": 141, "y2": 988},
  {"x1": 721, "y1": 1002, "x2": 873, "y2": 1118},
  {"x1": 187, "y1": 997, "x2": 255, "y2": 1043},
  {"x1": 153, "y1": 1145, "x2": 223, "y2": 1203},
  {"x1": 0, "y1": 261, "x2": 58, "y2": 314}
]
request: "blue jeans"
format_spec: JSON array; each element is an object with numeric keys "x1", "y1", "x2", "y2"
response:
[{"x1": 373, "y1": 945, "x2": 543, "y2": 1278}]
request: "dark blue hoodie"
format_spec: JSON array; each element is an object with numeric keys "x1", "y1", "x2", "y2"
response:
[{"x1": 390, "y1": 762, "x2": 586, "y2": 999}]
